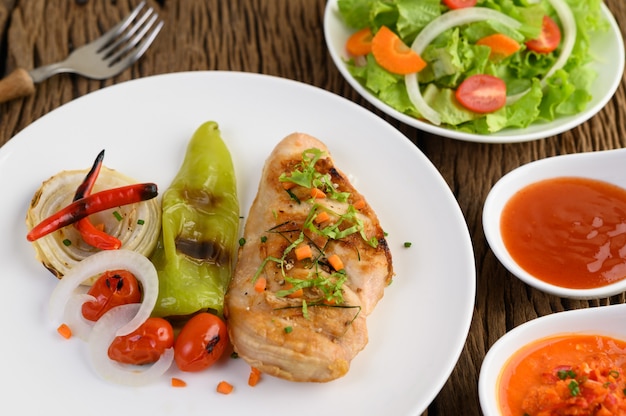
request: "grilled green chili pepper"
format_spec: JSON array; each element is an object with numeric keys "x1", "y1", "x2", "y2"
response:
[{"x1": 151, "y1": 121, "x2": 239, "y2": 318}]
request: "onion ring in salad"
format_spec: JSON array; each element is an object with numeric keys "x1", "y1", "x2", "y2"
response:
[
  {"x1": 48, "y1": 249, "x2": 159, "y2": 338},
  {"x1": 88, "y1": 303, "x2": 174, "y2": 386},
  {"x1": 405, "y1": 0, "x2": 576, "y2": 124}
]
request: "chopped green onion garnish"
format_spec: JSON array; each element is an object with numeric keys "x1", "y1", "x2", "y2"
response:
[
  {"x1": 404, "y1": 242, "x2": 412, "y2": 248},
  {"x1": 239, "y1": 237, "x2": 246, "y2": 247},
  {"x1": 113, "y1": 211, "x2": 123, "y2": 221},
  {"x1": 137, "y1": 219, "x2": 145, "y2": 225},
  {"x1": 62, "y1": 239, "x2": 72, "y2": 246},
  {"x1": 557, "y1": 369, "x2": 576, "y2": 380},
  {"x1": 284, "y1": 326, "x2": 293, "y2": 334}
]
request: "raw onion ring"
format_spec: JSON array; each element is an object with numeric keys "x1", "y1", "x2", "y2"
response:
[
  {"x1": 88, "y1": 303, "x2": 174, "y2": 386},
  {"x1": 48, "y1": 249, "x2": 159, "y2": 337}
]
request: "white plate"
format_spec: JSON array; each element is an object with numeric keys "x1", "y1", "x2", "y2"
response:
[
  {"x1": 0, "y1": 72, "x2": 475, "y2": 416},
  {"x1": 324, "y1": 0, "x2": 625, "y2": 143}
]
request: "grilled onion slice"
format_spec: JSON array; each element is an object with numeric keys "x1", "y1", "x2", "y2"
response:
[{"x1": 26, "y1": 166, "x2": 161, "y2": 281}]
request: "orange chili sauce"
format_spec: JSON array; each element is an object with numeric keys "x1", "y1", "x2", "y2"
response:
[
  {"x1": 498, "y1": 334, "x2": 626, "y2": 416},
  {"x1": 500, "y1": 177, "x2": 626, "y2": 289}
]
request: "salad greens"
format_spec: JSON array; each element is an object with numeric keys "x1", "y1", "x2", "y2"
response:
[{"x1": 337, "y1": 0, "x2": 609, "y2": 134}]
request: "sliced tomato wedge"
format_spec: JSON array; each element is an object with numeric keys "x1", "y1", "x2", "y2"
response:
[
  {"x1": 455, "y1": 74, "x2": 506, "y2": 114},
  {"x1": 526, "y1": 15, "x2": 561, "y2": 54},
  {"x1": 442, "y1": 0, "x2": 477, "y2": 9}
]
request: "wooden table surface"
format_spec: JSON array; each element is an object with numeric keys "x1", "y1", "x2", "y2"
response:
[{"x1": 1, "y1": 1, "x2": 625, "y2": 414}]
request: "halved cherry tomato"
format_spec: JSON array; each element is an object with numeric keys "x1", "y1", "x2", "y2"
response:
[
  {"x1": 174, "y1": 312, "x2": 228, "y2": 372},
  {"x1": 81, "y1": 270, "x2": 142, "y2": 321},
  {"x1": 525, "y1": 15, "x2": 561, "y2": 54},
  {"x1": 443, "y1": 0, "x2": 477, "y2": 9},
  {"x1": 455, "y1": 74, "x2": 507, "y2": 113},
  {"x1": 108, "y1": 317, "x2": 174, "y2": 365}
]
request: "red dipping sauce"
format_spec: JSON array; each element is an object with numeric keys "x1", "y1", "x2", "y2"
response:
[{"x1": 500, "y1": 177, "x2": 626, "y2": 289}]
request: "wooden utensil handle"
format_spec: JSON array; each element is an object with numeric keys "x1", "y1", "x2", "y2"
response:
[{"x1": 0, "y1": 68, "x2": 35, "y2": 104}]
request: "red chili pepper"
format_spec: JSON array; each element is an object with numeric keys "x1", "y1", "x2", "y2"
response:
[
  {"x1": 72, "y1": 150, "x2": 123, "y2": 250},
  {"x1": 74, "y1": 150, "x2": 105, "y2": 200},
  {"x1": 27, "y1": 182, "x2": 158, "y2": 242}
]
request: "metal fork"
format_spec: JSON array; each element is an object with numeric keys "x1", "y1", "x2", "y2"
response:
[{"x1": 0, "y1": 1, "x2": 163, "y2": 104}]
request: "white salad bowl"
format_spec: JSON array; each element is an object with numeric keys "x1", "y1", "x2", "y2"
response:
[
  {"x1": 479, "y1": 303, "x2": 626, "y2": 416},
  {"x1": 483, "y1": 148, "x2": 626, "y2": 299},
  {"x1": 323, "y1": 0, "x2": 625, "y2": 143}
]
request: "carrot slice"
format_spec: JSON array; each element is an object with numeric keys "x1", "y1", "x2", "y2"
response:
[
  {"x1": 57, "y1": 323, "x2": 72, "y2": 339},
  {"x1": 310, "y1": 188, "x2": 326, "y2": 199},
  {"x1": 327, "y1": 254, "x2": 344, "y2": 271},
  {"x1": 294, "y1": 244, "x2": 313, "y2": 261},
  {"x1": 352, "y1": 199, "x2": 366, "y2": 210},
  {"x1": 371, "y1": 26, "x2": 426, "y2": 75},
  {"x1": 284, "y1": 282, "x2": 304, "y2": 298},
  {"x1": 346, "y1": 27, "x2": 373, "y2": 56},
  {"x1": 476, "y1": 33, "x2": 520, "y2": 59},
  {"x1": 248, "y1": 367, "x2": 262, "y2": 387},
  {"x1": 314, "y1": 211, "x2": 331, "y2": 224},
  {"x1": 171, "y1": 377, "x2": 187, "y2": 387},
  {"x1": 282, "y1": 180, "x2": 297, "y2": 190},
  {"x1": 217, "y1": 380, "x2": 234, "y2": 394},
  {"x1": 254, "y1": 276, "x2": 267, "y2": 293}
]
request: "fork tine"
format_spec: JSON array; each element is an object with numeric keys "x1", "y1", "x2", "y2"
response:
[
  {"x1": 107, "y1": 18, "x2": 164, "y2": 74},
  {"x1": 100, "y1": 7, "x2": 155, "y2": 59},
  {"x1": 90, "y1": 1, "x2": 148, "y2": 52}
]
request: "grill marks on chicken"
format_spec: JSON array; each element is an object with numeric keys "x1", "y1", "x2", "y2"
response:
[{"x1": 224, "y1": 133, "x2": 393, "y2": 382}]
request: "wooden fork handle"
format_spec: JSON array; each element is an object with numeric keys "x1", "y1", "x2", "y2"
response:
[{"x1": 0, "y1": 68, "x2": 35, "y2": 104}]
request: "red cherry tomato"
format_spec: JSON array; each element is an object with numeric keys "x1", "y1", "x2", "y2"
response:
[
  {"x1": 108, "y1": 317, "x2": 174, "y2": 365},
  {"x1": 455, "y1": 74, "x2": 507, "y2": 113},
  {"x1": 81, "y1": 269, "x2": 142, "y2": 321},
  {"x1": 174, "y1": 312, "x2": 229, "y2": 372},
  {"x1": 526, "y1": 15, "x2": 561, "y2": 54},
  {"x1": 442, "y1": 0, "x2": 477, "y2": 9}
]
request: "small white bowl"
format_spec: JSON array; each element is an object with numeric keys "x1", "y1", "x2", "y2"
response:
[
  {"x1": 479, "y1": 303, "x2": 626, "y2": 416},
  {"x1": 483, "y1": 148, "x2": 626, "y2": 299}
]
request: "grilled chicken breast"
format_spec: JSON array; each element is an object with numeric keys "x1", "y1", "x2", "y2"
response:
[{"x1": 224, "y1": 132, "x2": 393, "y2": 382}]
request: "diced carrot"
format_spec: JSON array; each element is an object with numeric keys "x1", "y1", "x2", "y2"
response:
[
  {"x1": 171, "y1": 377, "x2": 187, "y2": 387},
  {"x1": 254, "y1": 276, "x2": 267, "y2": 293},
  {"x1": 284, "y1": 282, "x2": 304, "y2": 298},
  {"x1": 323, "y1": 297, "x2": 337, "y2": 305},
  {"x1": 371, "y1": 26, "x2": 426, "y2": 75},
  {"x1": 282, "y1": 181, "x2": 297, "y2": 190},
  {"x1": 57, "y1": 323, "x2": 72, "y2": 339},
  {"x1": 310, "y1": 188, "x2": 326, "y2": 199},
  {"x1": 294, "y1": 244, "x2": 313, "y2": 261},
  {"x1": 352, "y1": 199, "x2": 366, "y2": 210},
  {"x1": 248, "y1": 367, "x2": 262, "y2": 387},
  {"x1": 327, "y1": 254, "x2": 344, "y2": 271},
  {"x1": 476, "y1": 33, "x2": 520, "y2": 59},
  {"x1": 217, "y1": 380, "x2": 234, "y2": 395},
  {"x1": 314, "y1": 210, "x2": 331, "y2": 224},
  {"x1": 346, "y1": 27, "x2": 373, "y2": 56}
]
